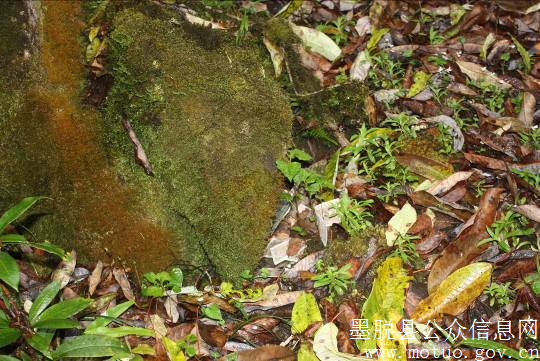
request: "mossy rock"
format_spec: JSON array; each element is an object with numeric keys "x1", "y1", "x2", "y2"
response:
[{"x1": 0, "y1": 1, "x2": 292, "y2": 280}]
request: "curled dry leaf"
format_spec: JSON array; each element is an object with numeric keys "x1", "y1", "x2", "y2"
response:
[
  {"x1": 263, "y1": 37, "x2": 284, "y2": 78},
  {"x1": 427, "y1": 188, "x2": 503, "y2": 294},
  {"x1": 88, "y1": 260, "x2": 103, "y2": 296},
  {"x1": 112, "y1": 268, "x2": 135, "y2": 301},
  {"x1": 412, "y1": 263, "x2": 492, "y2": 323},
  {"x1": 427, "y1": 171, "x2": 474, "y2": 196}
]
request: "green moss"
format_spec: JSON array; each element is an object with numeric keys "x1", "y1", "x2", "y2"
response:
[
  {"x1": 323, "y1": 225, "x2": 384, "y2": 266},
  {"x1": 299, "y1": 81, "x2": 369, "y2": 126},
  {"x1": 104, "y1": 8, "x2": 292, "y2": 279}
]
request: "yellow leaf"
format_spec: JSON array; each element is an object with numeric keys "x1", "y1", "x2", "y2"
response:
[
  {"x1": 406, "y1": 71, "x2": 431, "y2": 98},
  {"x1": 291, "y1": 292, "x2": 322, "y2": 334},
  {"x1": 412, "y1": 262, "x2": 492, "y2": 323}
]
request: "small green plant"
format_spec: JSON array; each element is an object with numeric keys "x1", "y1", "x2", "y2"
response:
[
  {"x1": 276, "y1": 149, "x2": 332, "y2": 197},
  {"x1": 382, "y1": 113, "x2": 418, "y2": 139},
  {"x1": 437, "y1": 123, "x2": 455, "y2": 155},
  {"x1": 302, "y1": 127, "x2": 339, "y2": 147},
  {"x1": 162, "y1": 334, "x2": 198, "y2": 359},
  {"x1": 470, "y1": 81, "x2": 508, "y2": 114},
  {"x1": 484, "y1": 282, "x2": 514, "y2": 307},
  {"x1": 316, "y1": 16, "x2": 353, "y2": 46},
  {"x1": 141, "y1": 267, "x2": 183, "y2": 297},
  {"x1": 512, "y1": 168, "x2": 540, "y2": 189},
  {"x1": 427, "y1": 55, "x2": 448, "y2": 66},
  {"x1": 519, "y1": 128, "x2": 540, "y2": 150},
  {"x1": 391, "y1": 233, "x2": 422, "y2": 266},
  {"x1": 473, "y1": 179, "x2": 486, "y2": 197},
  {"x1": 428, "y1": 26, "x2": 444, "y2": 45},
  {"x1": 368, "y1": 51, "x2": 405, "y2": 89},
  {"x1": 239, "y1": 269, "x2": 254, "y2": 281},
  {"x1": 478, "y1": 211, "x2": 535, "y2": 253},
  {"x1": 312, "y1": 262, "x2": 352, "y2": 299},
  {"x1": 333, "y1": 194, "x2": 373, "y2": 236},
  {"x1": 446, "y1": 98, "x2": 468, "y2": 128},
  {"x1": 524, "y1": 259, "x2": 540, "y2": 295}
]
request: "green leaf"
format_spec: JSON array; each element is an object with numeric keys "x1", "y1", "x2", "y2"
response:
[
  {"x1": 356, "y1": 257, "x2": 411, "y2": 359},
  {"x1": 33, "y1": 298, "x2": 92, "y2": 326},
  {"x1": 169, "y1": 267, "x2": 183, "y2": 292},
  {"x1": 202, "y1": 303, "x2": 224, "y2": 324},
  {"x1": 0, "y1": 310, "x2": 9, "y2": 328},
  {"x1": 141, "y1": 285, "x2": 164, "y2": 297},
  {"x1": 33, "y1": 318, "x2": 80, "y2": 329},
  {"x1": 510, "y1": 35, "x2": 531, "y2": 73},
  {"x1": 276, "y1": 160, "x2": 302, "y2": 182},
  {"x1": 85, "y1": 300, "x2": 134, "y2": 332},
  {"x1": 28, "y1": 331, "x2": 54, "y2": 359},
  {"x1": 458, "y1": 339, "x2": 532, "y2": 361},
  {"x1": 0, "y1": 252, "x2": 19, "y2": 291},
  {"x1": 0, "y1": 196, "x2": 43, "y2": 233},
  {"x1": 28, "y1": 280, "x2": 62, "y2": 325},
  {"x1": 298, "y1": 343, "x2": 319, "y2": 361},
  {"x1": 367, "y1": 27, "x2": 389, "y2": 51},
  {"x1": 162, "y1": 337, "x2": 186, "y2": 361},
  {"x1": 85, "y1": 326, "x2": 154, "y2": 338},
  {"x1": 0, "y1": 237, "x2": 65, "y2": 259},
  {"x1": 288, "y1": 149, "x2": 312, "y2": 161},
  {"x1": 52, "y1": 335, "x2": 129, "y2": 359},
  {"x1": 0, "y1": 356, "x2": 21, "y2": 361},
  {"x1": 0, "y1": 328, "x2": 21, "y2": 348},
  {"x1": 412, "y1": 262, "x2": 492, "y2": 323},
  {"x1": 291, "y1": 292, "x2": 322, "y2": 334},
  {"x1": 406, "y1": 71, "x2": 431, "y2": 98},
  {"x1": 132, "y1": 343, "x2": 156, "y2": 356}
]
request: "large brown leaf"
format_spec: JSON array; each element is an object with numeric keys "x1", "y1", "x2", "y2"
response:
[{"x1": 427, "y1": 188, "x2": 503, "y2": 294}]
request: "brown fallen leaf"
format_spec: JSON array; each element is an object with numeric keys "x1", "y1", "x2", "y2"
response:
[
  {"x1": 518, "y1": 92, "x2": 536, "y2": 128},
  {"x1": 244, "y1": 291, "x2": 303, "y2": 311},
  {"x1": 231, "y1": 345, "x2": 295, "y2": 361},
  {"x1": 464, "y1": 153, "x2": 507, "y2": 170},
  {"x1": 409, "y1": 191, "x2": 473, "y2": 221},
  {"x1": 88, "y1": 260, "x2": 103, "y2": 296},
  {"x1": 122, "y1": 117, "x2": 154, "y2": 176},
  {"x1": 112, "y1": 267, "x2": 135, "y2": 301},
  {"x1": 497, "y1": 258, "x2": 538, "y2": 282},
  {"x1": 198, "y1": 320, "x2": 227, "y2": 348},
  {"x1": 427, "y1": 188, "x2": 503, "y2": 294},
  {"x1": 514, "y1": 204, "x2": 540, "y2": 223}
]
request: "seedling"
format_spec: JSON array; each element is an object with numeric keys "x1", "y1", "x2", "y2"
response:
[
  {"x1": 512, "y1": 168, "x2": 540, "y2": 189},
  {"x1": 484, "y1": 282, "x2": 514, "y2": 307},
  {"x1": 141, "y1": 267, "x2": 183, "y2": 297},
  {"x1": 312, "y1": 262, "x2": 353, "y2": 299},
  {"x1": 333, "y1": 194, "x2": 373, "y2": 236},
  {"x1": 391, "y1": 233, "x2": 422, "y2": 266},
  {"x1": 479, "y1": 211, "x2": 535, "y2": 253},
  {"x1": 519, "y1": 128, "x2": 540, "y2": 150}
]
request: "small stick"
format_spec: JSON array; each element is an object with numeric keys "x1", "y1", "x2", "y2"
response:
[{"x1": 122, "y1": 118, "x2": 154, "y2": 176}]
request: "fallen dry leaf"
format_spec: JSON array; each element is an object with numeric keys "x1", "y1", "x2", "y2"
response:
[
  {"x1": 427, "y1": 188, "x2": 503, "y2": 293},
  {"x1": 112, "y1": 267, "x2": 135, "y2": 301},
  {"x1": 427, "y1": 171, "x2": 474, "y2": 196},
  {"x1": 88, "y1": 260, "x2": 103, "y2": 296}
]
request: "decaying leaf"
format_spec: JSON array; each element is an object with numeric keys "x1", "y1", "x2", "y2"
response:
[
  {"x1": 396, "y1": 154, "x2": 454, "y2": 181},
  {"x1": 122, "y1": 118, "x2": 154, "y2": 176},
  {"x1": 427, "y1": 188, "x2": 503, "y2": 293},
  {"x1": 263, "y1": 37, "x2": 284, "y2": 78},
  {"x1": 314, "y1": 323, "x2": 372, "y2": 361},
  {"x1": 234, "y1": 345, "x2": 296, "y2": 361},
  {"x1": 51, "y1": 251, "x2": 76, "y2": 288},
  {"x1": 290, "y1": 23, "x2": 341, "y2": 61},
  {"x1": 456, "y1": 61, "x2": 511, "y2": 89},
  {"x1": 112, "y1": 267, "x2": 135, "y2": 301},
  {"x1": 480, "y1": 33, "x2": 496, "y2": 61},
  {"x1": 88, "y1": 260, "x2": 103, "y2": 296},
  {"x1": 386, "y1": 202, "x2": 417, "y2": 246},
  {"x1": 407, "y1": 71, "x2": 431, "y2": 98},
  {"x1": 291, "y1": 292, "x2": 322, "y2": 334},
  {"x1": 356, "y1": 257, "x2": 411, "y2": 360},
  {"x1": 425, "y1": 115, "x2": 465, "y2": 151},
  {"x1": 518, "y1": 92, "x2": 535, "y2": 128},
  {"x1": 413, "y1": 263, "x2": 492, "y2": 323},
  {"x1": 350, "y1": 50, "x2": 371, "y2": 81},
  {"x1": 514, "y1": 204, "x2": 540, "y2": 223},
  {"x1": 183, "y1": 13, "x2": 226, "y2": 29}
]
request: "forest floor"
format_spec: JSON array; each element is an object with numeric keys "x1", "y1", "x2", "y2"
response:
[{"x1": 1, "y1": 0, "x2": 540, "y2": 360}]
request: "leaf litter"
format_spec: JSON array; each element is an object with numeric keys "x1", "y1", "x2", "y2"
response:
[{"x1": 4, "y1": 0, "x2": 540, "y2": 360}]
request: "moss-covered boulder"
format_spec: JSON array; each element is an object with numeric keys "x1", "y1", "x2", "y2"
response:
[{"x1": 0, "y1": 1, "x2": 292, "y2": 279}]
